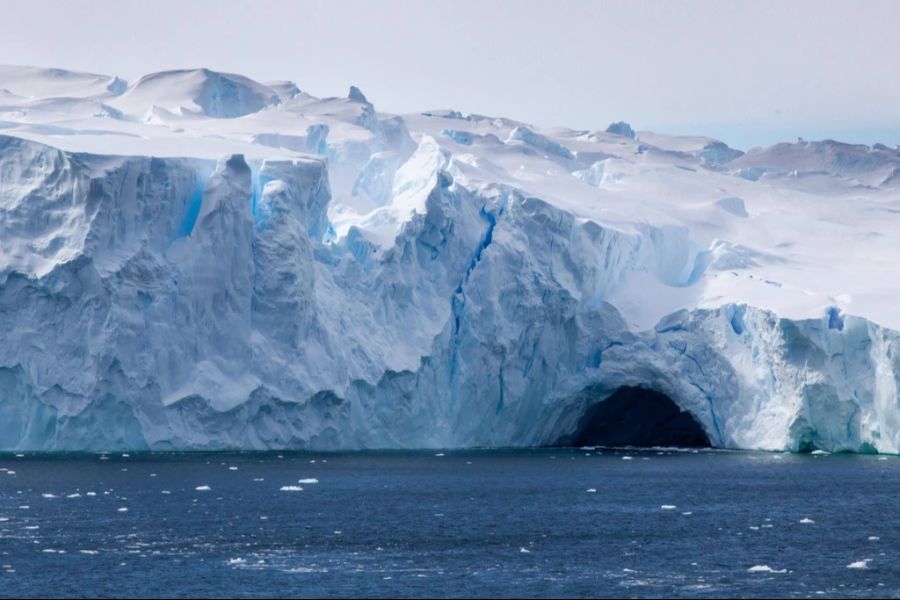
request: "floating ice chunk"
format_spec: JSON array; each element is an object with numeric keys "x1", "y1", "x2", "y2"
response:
[
  {"x1": 79, "y1": 550, "x2": 99, "y2": 555},
  {"x1": 41, "y1": 493, "x2": 57, "y2": 498},
  {"x1": 117, "y1": 507, "x2": 128, "y2": 512},
  {"x1": 66, "y1": 493, "x2": 81, "y2": 498},
  {"x1": 228, "y1": 466, "x2": 238, "y2": 471},
  {"x1": 280, "y1": 485, "x2": 303, "y2": 492},
  {"x1": 810, "y1": 450, "x2": 829, "y2": 456},
  {"x1": 660, "y1": 505, "x2": 677, "y2": 510},
  {"x1": 747, "y1": 565, "x2": 786, "y2": 573},
  {"x1": 435, "y1": 453, "x2": 445, "y2": 457},
  {"x1": 847, "y1": 559, "x2": 872, "y2": 570},
  {"x1": 800, "y1": 518, "x2": 815, "y2": 524},
  {"x1": 519, "y1": 547, "x2": 531, "y2": 554},
  {"x1": 622, "y1": 456, "x2": 633, "y2": 461},
  {"x1": 298, "y1": 478, "x2": 319, "y2": 484},
  {"x1": 195, "y1": 485, "x2": 211, "y2": 491},
  {"x1": 586, "y1": 488, "x2": 597, "y2": 493},
  {"x1": 868, "y1": 536, "x2": 880, "y2": 541},
  {"x1": 228, "y1": 557, "x2": 246, "y2": 565},
  {"x1": 161, "y1": 490, "x2": 171, "y2": 495}
]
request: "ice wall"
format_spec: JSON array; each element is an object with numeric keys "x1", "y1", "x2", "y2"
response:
[{"x1": 2, "y1": 132, "x2": 900, "y2": 452}]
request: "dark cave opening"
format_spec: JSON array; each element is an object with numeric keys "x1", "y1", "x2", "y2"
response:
[{"x1": 564, "y1": 386, "x2": 711, "y2": 448}]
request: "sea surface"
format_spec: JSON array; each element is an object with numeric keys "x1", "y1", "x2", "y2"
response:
[{"x1": 0, "y1": 448, "x2": 898, "y2": 598}]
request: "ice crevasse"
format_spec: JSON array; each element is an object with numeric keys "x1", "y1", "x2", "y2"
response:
[{"x1": 1, "y1": 66, "x2": 900, "y2": 452}]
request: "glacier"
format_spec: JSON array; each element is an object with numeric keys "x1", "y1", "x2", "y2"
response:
[{"x1": 1, "y1": 65, "x2": 900, "y2": 452}]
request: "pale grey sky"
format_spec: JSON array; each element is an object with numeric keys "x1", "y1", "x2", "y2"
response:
[{"x1": 1, "y1": 0, "x2": 897, "y2": 148}]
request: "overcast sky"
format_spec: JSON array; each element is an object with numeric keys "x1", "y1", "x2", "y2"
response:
[{"x1": 1, "y1": 0, "x2": 897, "y2": 148}]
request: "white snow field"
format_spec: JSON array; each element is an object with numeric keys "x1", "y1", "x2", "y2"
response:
[{"x1": 1, "y1": 65, "x2": 899, "y2": 451}]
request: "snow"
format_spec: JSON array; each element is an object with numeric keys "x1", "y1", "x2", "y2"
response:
[
  {"x1": 0, "y1": 65, "x2": 123, "y2": 99},
  {"x1": 1, "y1": 65, "x2": 900, "y2": 452},
  {"x1": 109, "y1": 69, "x2": 281, "y2": 119}
]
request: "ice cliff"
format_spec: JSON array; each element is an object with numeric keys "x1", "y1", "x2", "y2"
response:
[{"x1": 1, "y1": 65, "x2": 900, "y2": 452}]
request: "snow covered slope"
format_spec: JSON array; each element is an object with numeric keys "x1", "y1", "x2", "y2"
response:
[{"x1": 1, "y1": 65, "x2": 899, "y2": 452}]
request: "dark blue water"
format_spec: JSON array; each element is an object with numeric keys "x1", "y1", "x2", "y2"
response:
[{"x1": 1, "y1": 448, "x2": 898, "y2": 598}]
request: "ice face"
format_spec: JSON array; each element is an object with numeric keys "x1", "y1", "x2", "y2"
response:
[
  {"x1": 1, "y1": 67, "x2": 900, "y2": 452},
  {"x1": 605, "y1": 121, "x2": 636, "y2": 139}
]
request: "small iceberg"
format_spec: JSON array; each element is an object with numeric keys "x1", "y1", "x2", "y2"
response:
[{"x1": 747, "y1": 565, "x2": 786, "y2": 574}]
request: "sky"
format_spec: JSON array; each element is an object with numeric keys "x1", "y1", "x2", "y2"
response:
[{"x1": 1, "y1": 0, "x2": 897, "y2": 149}]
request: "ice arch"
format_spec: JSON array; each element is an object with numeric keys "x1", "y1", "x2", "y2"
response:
[{"x1": 561, "y1": 386, "x2": 711, "y2": 448}]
